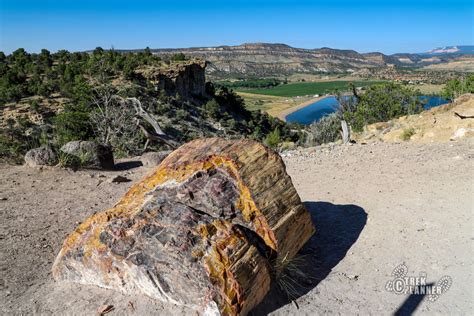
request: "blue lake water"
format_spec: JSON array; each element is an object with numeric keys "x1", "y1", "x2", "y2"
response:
[{"x1": 285, "y1": 95, "x2": 450, "y2": 125}]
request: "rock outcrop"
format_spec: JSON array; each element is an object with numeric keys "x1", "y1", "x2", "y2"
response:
[
  {"x1": 24, "y1": 146, "x2": 58, "y2": 167},
  {"x1": 52, "y1": 138, "x2": 314, "y2": 315},
  {"x1": 141, "y1": 60, "x2": 207, "y2": 99},
  {"x1": 60, "y1": 141, "x2": 114, "y2": 170}
]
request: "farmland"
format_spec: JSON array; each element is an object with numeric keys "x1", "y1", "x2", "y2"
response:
[{"x1": 240, "y1": 80, "x2": 384, "y2": 97}]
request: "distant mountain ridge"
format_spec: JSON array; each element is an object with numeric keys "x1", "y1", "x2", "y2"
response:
[
  {"x1": 424, "y1": 45, "x2": 474, "y2": 55},
  {"x1": 121, "y1": 43, "x2": 473, "y2": 78}
]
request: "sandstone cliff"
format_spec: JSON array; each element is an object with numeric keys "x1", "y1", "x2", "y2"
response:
[{"x1": 139, "y1": 60, "x2": 207, "y2": 99}]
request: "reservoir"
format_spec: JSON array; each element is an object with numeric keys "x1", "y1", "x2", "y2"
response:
[{"x1": 285, "y1": 95, "x2": 450, "y2": 125}]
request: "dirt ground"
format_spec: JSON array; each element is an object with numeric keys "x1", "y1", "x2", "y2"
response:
[{"x1": 1, "y1": 140, "x2": 473, "y2": 315}]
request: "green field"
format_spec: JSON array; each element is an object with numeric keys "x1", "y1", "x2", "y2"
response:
[{"x1": 240, "y1": 80, "x2": 384, "y2": 97}]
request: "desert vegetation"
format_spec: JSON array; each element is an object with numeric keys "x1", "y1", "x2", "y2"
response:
[
  {"x1": 307, "y1": 82, "x2": 425, "y2": 144},
  {"x1": 307, "y1": 76, "x2": 474, "y2": 145},
  {"x1": 441, "y1": 75, "x2": 474, "y2": 99},
  {"x1": 0, "y1": 48, "x2": 300, "y2": 163},
  {"x1": 1, "y1": 47, "x2": 472, "y2": 163}
]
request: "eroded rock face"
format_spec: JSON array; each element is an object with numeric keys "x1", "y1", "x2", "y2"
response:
[
  {"x1": 142, "y1": 60, "x2": 207, "y2": 99},
  {"x1": 52, "y1": 138, "x2": 314, "y2": 315}
]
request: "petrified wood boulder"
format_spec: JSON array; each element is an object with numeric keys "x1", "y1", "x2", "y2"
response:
[{"x1": 52, "y1": 138, "x2": 314, "y2": 315}]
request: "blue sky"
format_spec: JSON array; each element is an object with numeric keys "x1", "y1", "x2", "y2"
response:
[{"x1": 0, "y1": 0, "x2": 472, "y2": 54}]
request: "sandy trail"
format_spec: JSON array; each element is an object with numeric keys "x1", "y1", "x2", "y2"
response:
[{"x1": 1, "y1": 140, "x2": 473, "y2": 315}]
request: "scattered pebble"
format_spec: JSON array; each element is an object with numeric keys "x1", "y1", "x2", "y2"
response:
[{"x1": 97, "y1": 304, "x2": 114, "y2": 315}]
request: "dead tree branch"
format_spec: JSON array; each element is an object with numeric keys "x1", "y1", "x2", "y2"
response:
[
  {"x1": 125, "y1": 98, "x2": 179, "y2": 149},
  {"x1": 454, "y1": 112, "x2": 474, "y2": 119}
]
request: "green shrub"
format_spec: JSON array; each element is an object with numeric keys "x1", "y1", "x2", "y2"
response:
[
  {"x1": 30, "y1": 100, "x2": 40, "y2": 112},
  {"x1": 344, "y1": 83, "x2": 423, "y2": 132},
  {"x1": 171, "y1": 53, "x2": 186, "y2": 62},
  {"x1": 401, "y1": 128, "x2": 415, "y2": 141},
  {"x1": 265, "y1": 128, "x2": 281, "y2": 149},
  {"x1": 53, "y1": 111, "x2": 93, "y2": 145},
  {"x1": 0, "y1": 134, "x2": 24, "y2": 164},
  {"x1": 0, "y1": 119, "x2": 43, "y2": 164},
  {"x1": 441, "y1": 75, "x2": 474, "y2": 99},
  {"x1": 57, "y1": 151, "x2": 80, "y2": 168},
  {"x1": 204, "y1": 99, "x2": 221, "y2": 119},
  {"x1": 175, "y1": 109, "x2": 189, "y2": 120},
  {"x1": 309, "y1": 114, "x2": 341, "y2": 145}
]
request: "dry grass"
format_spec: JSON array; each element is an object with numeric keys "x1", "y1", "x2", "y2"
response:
[
  {"x1": 401, "y1": 128, "x2": 416, "y2": 141},
  {"x1": 414, "y1": 83, "x2": 445, "y2": 95},
  {"x1": 275, "y1": 253, "x2": 314, "y2": 299}
]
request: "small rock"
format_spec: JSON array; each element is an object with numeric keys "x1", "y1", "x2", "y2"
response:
[
  {"x1": 141, "y1": 151, "x2": 172, "y2": 168},
  {"x1": 450, "y1": 128, "x2": 474, "y2": 140},
  {"x1": 24, "y1": 146, "x2": 58, "y2": 168},
  {"x1": 97, "y1": 304, "x2": 114, "y2": 315},
  {"x1": 0, "y1": 197, "x2": 7, "y2": 201}
]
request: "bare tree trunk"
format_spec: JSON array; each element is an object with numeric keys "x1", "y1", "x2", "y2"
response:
[{"x1": 341, "y1": 120, "x2": 350, "y2": 144}]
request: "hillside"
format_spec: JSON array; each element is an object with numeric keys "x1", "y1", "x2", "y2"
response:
[
  {"x1": 130, "y1": 43, "x2": 474, "y2": 79},
  {"x1": 355, "y1": 94, "x2": 474, "y2": 143},
  {"x1": 0, "y1": 48, "x2": 299, "y2": 163}
]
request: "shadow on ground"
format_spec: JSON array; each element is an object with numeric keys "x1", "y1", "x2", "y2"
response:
[
  {"x1": 250, "y1": 201, "x2": 367, "y2": 315},
  {"x1": 394, "y1": 284, "x2": 435, "y2": 316},
  {"x1": 114, "y1": 160, "x2": 143, "y2": 171}
]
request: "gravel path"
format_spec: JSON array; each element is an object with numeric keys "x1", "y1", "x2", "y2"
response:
[{"x1": 1, "y1": 140, "x2": 472, "y2": 315}]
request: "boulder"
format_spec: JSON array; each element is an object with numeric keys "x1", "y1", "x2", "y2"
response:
[
  {"x1": 451, "y1": 127, "x2": 474, "y2": 140},
  {"x1": 60, "y1": 141, "x2": 114, "y2": 170},
  {"x1": 52, "y1": 138, "x2": 314, "y2": 315},
  {"x1": 24, "y1": 146, "x2": 58, "y2": 167},
  {"x1": 140, "y1": 150, "x2": 172, "y2": 167}
]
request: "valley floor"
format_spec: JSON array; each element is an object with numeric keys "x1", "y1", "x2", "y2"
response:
[{"x1": 1, "y1": 140, "x2": 473, "y2": 315}]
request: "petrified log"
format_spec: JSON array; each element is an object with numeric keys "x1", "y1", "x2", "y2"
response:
[{"x1": 52, "y1": 138, "x2": 314, "y2": 315}]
